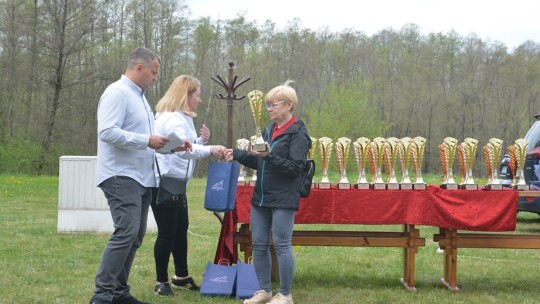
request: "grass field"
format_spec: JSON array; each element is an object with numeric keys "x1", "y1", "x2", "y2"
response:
[{"x1": 1, "y1": 174, "x2": 540, "y2": 304}]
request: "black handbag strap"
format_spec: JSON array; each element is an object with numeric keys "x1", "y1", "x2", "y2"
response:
[{"x1": 155, "y1": 154, "x2": 190, "y2": 181}]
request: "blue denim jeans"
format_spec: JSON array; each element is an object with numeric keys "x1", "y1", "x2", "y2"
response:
[
  {"x1": 250, "y1": 205, "x2": 296, "y2": 296},
  {"x1": 93, "y1": 176, "x2": 152, "y2": 302}
]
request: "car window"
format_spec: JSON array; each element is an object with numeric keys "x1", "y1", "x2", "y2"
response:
[{"x1": 525, "y1": 120, "x2": 540, "y2": 152}]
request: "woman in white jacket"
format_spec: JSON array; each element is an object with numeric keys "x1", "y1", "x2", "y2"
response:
[{"x1": 152, "y1": 75, "x2": 225, "y2": 297}]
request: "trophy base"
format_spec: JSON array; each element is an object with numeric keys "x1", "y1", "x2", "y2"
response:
[
  {"x1": 318, "y1": 182, "x2": 332, "y2": 190},
  {"x1": 400, "y1": 183, "x2": 413, "y2": 190},
  {"x1": 237, "y1": 181, "x2": 247, "y2": 186},
  {"x1": 514, "y1": 184, "x2": 530, "y2": 191},
  {"x1": 355, "y1": 183, "x2": 370, "y2": 190},
  {"x1": 337, "y1": 183, "x2": 352, "y2": 190},
  {"x1": 459, "y1": 184, "x2": 478, "y2": 190},
  {"x1": 252, "y1": 143, "x2": 268, "y2": 152},
  {"x1": 386, "y1": 183, "x2": 400, "y2": 190},
  {"x1": 372, "y1": 183, "x2": 386, "y2": 190},
  {"x1": 440, "y1": 183, "x2": 459, "y2": 190},
  {"x1": 413, "y1": 183, "x2": 426, "y2": 190},
  {"x1": 249, "y1": 180, "x2": 257, "y2": 187},
  {"x1": 311, "y1": 183, "x2": 316, "y2": 189},
  {"x1": 486, "y1": 184, "x2": 503, "y2": 190}
]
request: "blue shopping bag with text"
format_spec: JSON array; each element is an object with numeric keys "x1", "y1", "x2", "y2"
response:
[
  {"x1": 204, "y1": 161, "x2": 240, "y2": 212},
  {"x1": 200, "y1": 261, "x2": 237, "y2": 297},
  {"x1": 236, "y1": 260, "x2": 260, "y2": 299}
]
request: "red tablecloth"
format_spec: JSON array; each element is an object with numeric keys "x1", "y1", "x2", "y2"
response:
[
  {"x1": 235, "y1": 185, "x2": 518, "y2": 231},
  {"x1": 214, "y1": 185, "x2": 518, "y2": 263}
]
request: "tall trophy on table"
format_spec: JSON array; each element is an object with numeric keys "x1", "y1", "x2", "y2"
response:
[
  {"x1": 384, "y1": 137, "x2": 400, "y2": 190},
  {"x1": 335, "y1": 137, "x2": 352, "y2": 189},
  {"x1": 459, "y1": 138, "x2": 479, "y2": 190},
  {"x1": 248, "y1": 90, "x2": 267, "y2": 152},
  {"x1": 318, "y1": 137, "x2": 333, "y2": 189},
  {"x1": 353, "y1": 137, "x2": 371, "y2": 190},
  {"x1": 439, "y1": 137, "x2": 458, "y2": 190},
  {"x1": 514, "y1": 138, "x2": 529, "y2": 190},
  {"x1": 236, "y1": 138, "x2": 250, "y2": 185},
  {"x1": 397, "y1": 137, "x2": 413, "y2": 190},
  {"x1": 484, "y1": 138, "x2": 503, "y2": 190},
  {"x1": 411, "y1": 136, "x2": 427, "y2": 190},
  {"x1": 369, "y1": 137, "x2": 386, "y2": 190}
]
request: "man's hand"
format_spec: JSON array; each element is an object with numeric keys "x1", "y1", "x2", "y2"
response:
[
  {"x1": 172, "y1": 140, "x2": 193, "y2": 153},
  {"x1": 149, "y1": 135, "x2": 169, "y2": 149}
]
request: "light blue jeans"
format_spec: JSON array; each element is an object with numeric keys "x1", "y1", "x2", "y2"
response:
[{"x1": 250, "y1": 205, "x2": 296, "y2": 296}]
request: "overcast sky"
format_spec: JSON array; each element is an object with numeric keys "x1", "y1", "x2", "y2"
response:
[{"x1": 187, "y1": 0, "x2": 539, "y2": 51}]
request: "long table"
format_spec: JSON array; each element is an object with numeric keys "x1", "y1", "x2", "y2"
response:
[{"x1": 218, "y1": 185, "x2": 517, "y2": 291}]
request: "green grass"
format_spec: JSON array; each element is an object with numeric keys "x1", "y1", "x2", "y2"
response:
[{"x1": 1, "y1": 174, "x2": 539, "y2": 303}]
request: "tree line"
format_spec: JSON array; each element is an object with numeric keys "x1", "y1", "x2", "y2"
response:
[{"x1": 1, "y1": 0, "x2": 539, "y2": 179}]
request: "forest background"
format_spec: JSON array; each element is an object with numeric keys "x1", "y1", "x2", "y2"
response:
[{"x1": 1, "y1": 0, "x2": 539, "y2": 178}]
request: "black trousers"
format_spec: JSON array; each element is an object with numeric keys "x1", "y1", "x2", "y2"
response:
[{"x1": 151, "y1": 191, "x2": 189, "y2": 282}]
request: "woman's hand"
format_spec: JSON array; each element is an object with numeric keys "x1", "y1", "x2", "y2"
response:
[
  {"x1": 171, "y1": 140, "x2": 192, "y2": 153},
  {"x1": 224, "y1": 149, "x2": 234, "y2": 161}
]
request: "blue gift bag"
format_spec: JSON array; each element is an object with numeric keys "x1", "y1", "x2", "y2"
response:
[
  {"x1": 236, "y1": 260, "x2": 260, "y2": 299},
  {"x1": 200, "y1": 261, "x2": 237, "y2": 297},
  {"x1": 204, "y1": 161, "x2": 240, "y2": 212}
]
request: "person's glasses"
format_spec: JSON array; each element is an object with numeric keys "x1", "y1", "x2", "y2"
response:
[{"x1": 265, "y1": 101, "x2": 285, "y2": 110}]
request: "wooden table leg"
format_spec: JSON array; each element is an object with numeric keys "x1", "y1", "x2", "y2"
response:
[
  {"x1": 440, "y1": 228, "x2": 460, "y2": 292},
  {"x1": 401, "y1": 224, "x2": 419, "y2": 292}
]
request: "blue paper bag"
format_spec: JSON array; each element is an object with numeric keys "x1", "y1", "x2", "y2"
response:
[
  {"x1": 200, "y1": 261, "x2": 237, "y2": 297},
  {"x1": 204, "y1": 162, "x2": 240, "y2": 212},
  {"x1": 236, "y1": 260, "x2": 260, "y2": 299}
]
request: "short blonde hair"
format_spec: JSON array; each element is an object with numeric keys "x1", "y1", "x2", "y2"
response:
[
  {"x1": 156, "y1": 75, "x2": 200, "y2": 117},
  {"x1": 265, "y1": 79, "x2": 297, "y2": 112}
]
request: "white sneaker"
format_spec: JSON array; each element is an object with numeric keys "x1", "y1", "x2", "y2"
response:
[
  {"x1": 243, "y1": 290, "x2": 273, "y2": 304},
  {"x1": 266, "y1": 293, "x2": 293, "y2": 304}
]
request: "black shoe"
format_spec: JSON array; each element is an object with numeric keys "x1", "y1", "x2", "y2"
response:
[
  {"x1": 154, "y1": 282, "x2": 173, "y2": 296},
  {"x1": 170, "y1": 276, "x2": 200, "y2": 291},
  {"x1": 112, "y1": 294, "x2": 150, "y2": 304},
  {"x1": 89, "y1": 295, "x2": 112, "y2": 304}
]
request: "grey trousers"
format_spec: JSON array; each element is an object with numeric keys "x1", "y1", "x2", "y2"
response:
[{"x1": 93, "y1": 176, "x2": 152, "y2": 302}]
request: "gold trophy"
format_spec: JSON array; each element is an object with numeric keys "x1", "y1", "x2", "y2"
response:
[
  {"x1": 397, "y1": 137, "x2": 413, "y2": 190},
  {"x1": 440, "y1": 137, "x2": 459, "y2": 190},
  {"x1": 508, "y1": 145, "x2": 517, "y2": 187},
  {"x1": 318, "y1": 137, "x2": 333, "y2": 189},
  {"x1": 248, "y1": 90, "x2": 267, "y2": 152},
  {"x1": 484, "y1": 138, "x2": 504, "y2": 190},
  {"x1": 236, "y1": 138, "x2": 250, "y2": 186},
  {"x1": 411, "y1": 136, "x2": 427, "y2": 190},
  {"x1": 249, "y1": 135, "x2": 258, "y2": 186},
  {"x1": 460, "y1": 138, "x2": 479, "y2": 190},
  {"x1": 514, "y1": 138, "x2": 529, "y2": 190},
  {"x1": 457, "y1": 143, "x2": 466, "y2": 187},
  {"x1": 335, "y1": 137, "x2": 352, "y2": 189},
  {"x1": 384, "y1": 137, "x2": 400, "y2": 190},
  {"x1": 353, "y1": 137, "x2": 371, "y2": 190},
  {"x1": 308, "y1": 137, "x2": 318, "y2": 189},
  {"x1": 369, "y1": 137, "x2": 386, "y2": 190}
]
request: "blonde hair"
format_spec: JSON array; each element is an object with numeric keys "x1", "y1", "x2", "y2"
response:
[
  {"x1": 156, "y1": 75, "x2": 201, "y2": 117},
  {"x1": 265, "y1": 79, "x2": 297, "y2": 111}
]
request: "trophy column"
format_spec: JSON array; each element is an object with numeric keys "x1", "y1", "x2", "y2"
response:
[
  {"x1": 308, "y1": 137, "x2": 318, "y2": 189},
  {"x1": 369, "y1": 137, "x2": 386, "y2": 190},
  {"x1": 384, "y1": 137, "x2": 400, "y2": 190},
  {"x1": 317, "y1": 137, "x2": 333, "y2": 189},
  {"x1": 353, "y1": 137, "x2": 371, "y2": 190},
  {"x1": 411, "y1": 136, "x2": 427, "y2": 190},
  {"x1": 440, "y1": 137, "x2": 458, "y2": 190},
  {"x1": 397, "y1": 137, "x2": 413, "y2": 190},
  {"x1": 459, "y1": 138, "x2": 479, "y2": 190},
  {"x1": 236, "y1": 138, "x2": 250, "y2": 186},
  {"x1": 484, "y1": 138, "x2": 503, "y2": 190},
  {"x1": 514, "y1": 138, "x2": 529, "y2": 190},
  {"x1": 248, "y1": 90, "x2": 267, "y2": 152},
  {"x1": 335, "y1": 137, "x2": 352, "y2": 189}
]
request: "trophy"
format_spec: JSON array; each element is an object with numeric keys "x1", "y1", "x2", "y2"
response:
[
  {"x1": 335, "y1": 137, "x2": 352, "y2": 189},
  {"x1": 236, "y1": 138, "x2": 250, "y2": 185},
  {"x1": 457, "y1": 143, "x2": 466, "y2": 187},
  {"x1": 318, "y1": 137, "x2": 333, "y2": 189},
  {"x1": 353, "y1": 137, "x2": 371, "y2": 190},
  {"x1": 308, "y1": 137, "x2": 318, "y2": 189},
  {"x1": 508, "y1": 145, "x2": 517, "y2": 187},
  {"x1": 248, "y1": 90, "x2": 267, "y2": 152},
  {"x1": 249, "y1": 135, "x2": 258, "y2": 186},
  {"x1": 460, "y1": 138, "x2": 479, "y2": 190},
  {"x1": 397, "y1": 137, "x2": 413, "y2": 190},
  {"x1": 384, "y1": 137, "x2": 400, "y2": 190},
  {"x1": 369, "y1": 137, "x2": 386, "y2": 190},
  {"x1": 411, "y1": 136, "x2": 427, "y2": 190},
  {"x1": 484, "y1": 138, "x2": 504, "y2": 190},
  {"x1": 514, "y1": 138, "x2": 529, "y2": 190},
  {"x1": 440, "y1": 137, "x2": 459, "y2": 190}
]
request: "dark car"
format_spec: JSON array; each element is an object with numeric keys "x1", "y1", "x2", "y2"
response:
[{"x1": 500, "y1": 114, "x2": 540, "y2": 215}]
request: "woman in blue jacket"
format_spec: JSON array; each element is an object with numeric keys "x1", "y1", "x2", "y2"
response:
[{"x1": 225, "y1": 80, "x2": 311, "y2": 304}]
